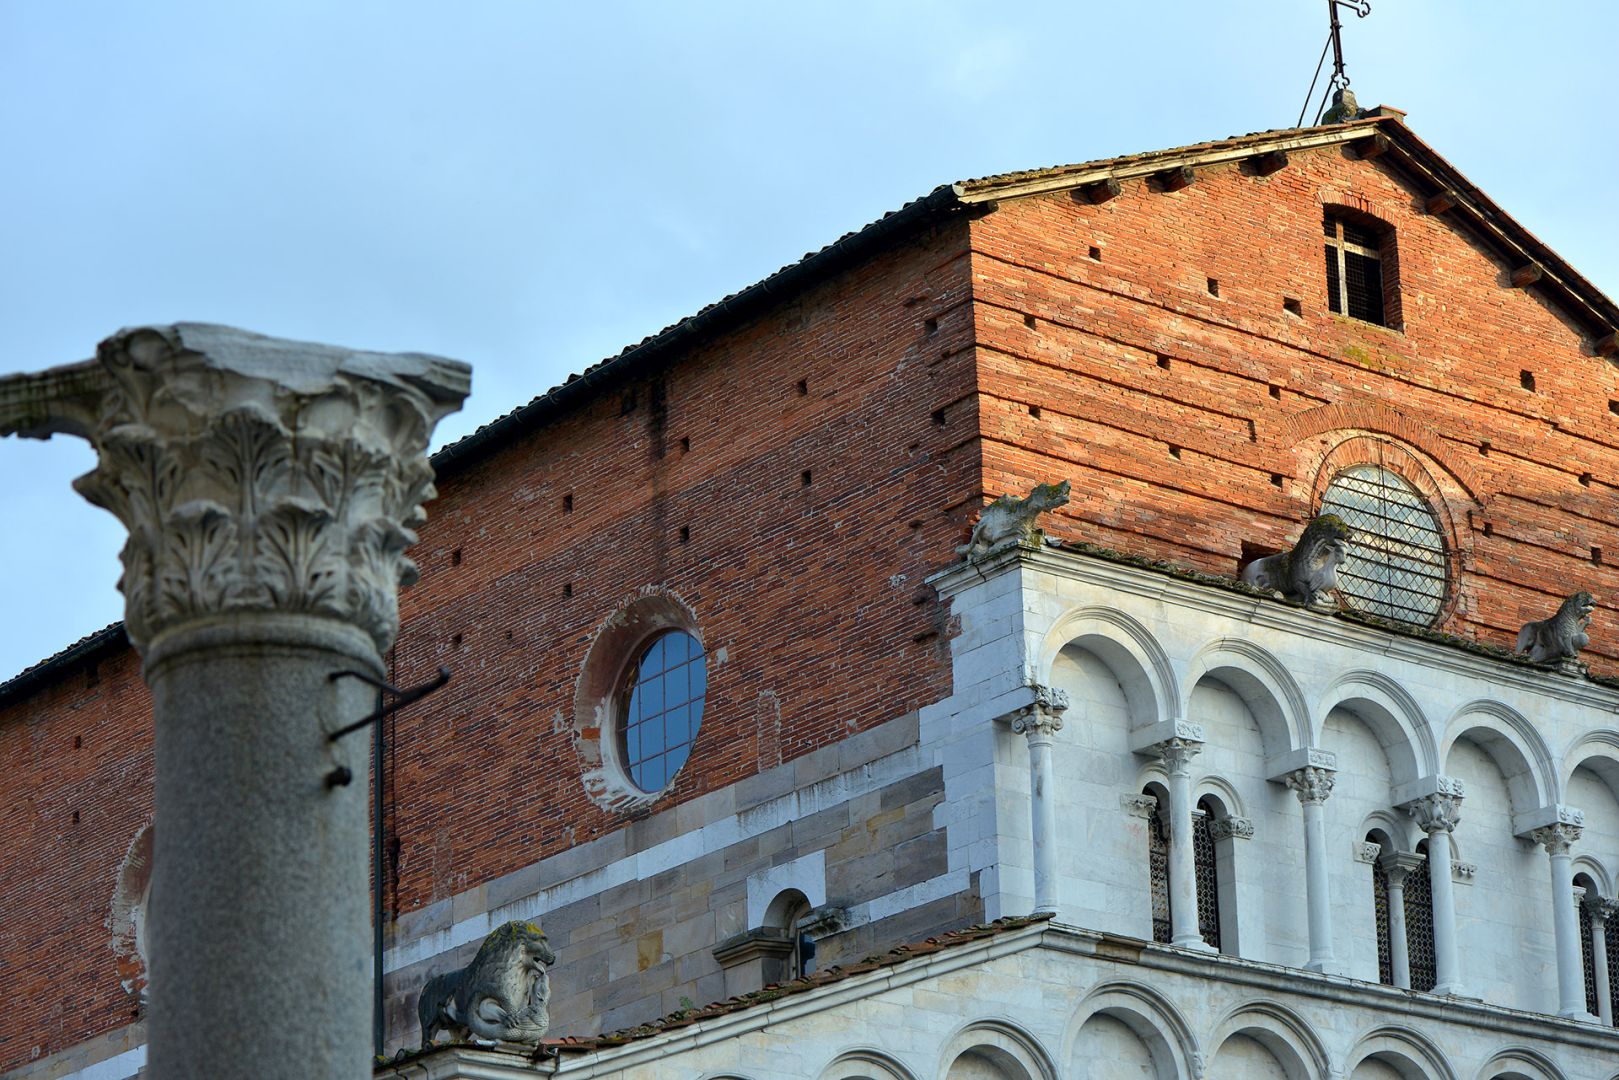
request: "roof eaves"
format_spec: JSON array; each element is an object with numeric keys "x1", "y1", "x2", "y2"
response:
[
  {"x1": 1375, "y1": 122, "x2": 1619, "y2": 343},
  {"x1": 0, "y1": 621, "x2": 127, "y2": 712},
  {"x1": 430, "y1": 183, "x2": 967, "y2": 480},
  {"x1": 952, "y1": 117, "x2": 1385, "y2": 203}
]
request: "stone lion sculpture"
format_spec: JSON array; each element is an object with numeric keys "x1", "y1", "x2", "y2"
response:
[
  {"x1": 956, "y1": 480, "x2": 1071, "y2": 560},
  {"x1": 1240, "y1": 515, "x2": 1352, "y2": 608},
  {"x1": 1516, "y1": 591, "x2": 1595, "y2": 664},
  {"x1": 419, "y1": 920, "x2": 557, "y2": 1046}
]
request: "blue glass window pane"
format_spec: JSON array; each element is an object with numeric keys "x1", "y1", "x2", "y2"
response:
[
  {"x1": 642, "y1": 635, "x2": 667, "y2": 675},
  {"x1": 620, "y1": 630, "x2": 708, "y2": 793},
  {"x1": 665, "y1": 741, "x2": 691, "y2": 779},
  {"x1": 638, "y1": 673, "x2": 663, "y2": 715},
  {"x1": 666, "y1": 703, "x2": 690, "y2": 745}
]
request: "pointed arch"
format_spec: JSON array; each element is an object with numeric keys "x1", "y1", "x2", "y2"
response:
[
  {"x1": 1183, "y1": 637, "x2": 1308, "y2": 759},
  {"x1": 1316, "y1": 670, "x2": 1435, "y2": 786},
  {"x1": 1441, "y1": 701, "x2": 1556, "y2": 818},
  {"x1": 1039, "y1": 606, "x2": 1177, "y2": 730},
  {"x1": 1209, "y1": 999, "x2": 1330, "y2": 1080}
]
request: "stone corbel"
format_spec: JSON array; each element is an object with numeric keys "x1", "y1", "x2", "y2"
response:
[
  {"x1": 1208, "y1": 816, "x2": 1253, "y2": 842},
  {"x1": 1513, "y1": 803, "x2": 1586, "y2": 841},
  {"x1": 1121, "y1": 793, "x2": 1159, "y2": 819},
  {"x1": 1354, "y1": 840, "x2": 1382, "y2": 864},
  {"x1": 795, "y1": 904, "x2": 850, "y2": 942},
  {"x1": 1452, "y1": 861, "x2": 1477, "y2": 884}
]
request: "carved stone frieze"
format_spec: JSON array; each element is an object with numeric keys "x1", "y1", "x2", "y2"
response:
[
  {"x1": 1285, "y1": 765, "x2": 1336, "y2": 805},
  {"x1": 1403, "y1": 792, "x2": 1462, "y2": 834},
  {"x1": 0, "y1": 324, "x2": 471, "y2": 656}
]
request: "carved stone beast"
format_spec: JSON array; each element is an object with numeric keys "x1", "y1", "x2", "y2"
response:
[
  {"x1": 1516, "y1": 591, "x2": 1595, "y2": 664},
  {"x1": 1241, "y1": 515, "x2": 1352, "y2": 608},
  {"x1": 419, "y1": 920, "x2": 557, "y2": 1046},
  {"x1": 956, "y1": 480, "x2": 1071, "y2": 560}
]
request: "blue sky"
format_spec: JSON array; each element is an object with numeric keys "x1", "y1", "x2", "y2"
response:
[{"x1": 2, "y1": 0, "x2": 1615, "y2": 681}]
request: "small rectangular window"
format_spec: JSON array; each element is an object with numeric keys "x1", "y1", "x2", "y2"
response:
[{"x1": 1324, "y1": 210, "x2": 1391, "y2": 327}]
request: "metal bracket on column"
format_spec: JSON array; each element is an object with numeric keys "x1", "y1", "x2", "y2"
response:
[{"x1": 326, "y1": 666, "x2": 452, "y2": 743}]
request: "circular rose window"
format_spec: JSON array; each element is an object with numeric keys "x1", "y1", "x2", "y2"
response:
[{"x1": 1318, "y1": 464, "x2": 1447, "y2": 625}]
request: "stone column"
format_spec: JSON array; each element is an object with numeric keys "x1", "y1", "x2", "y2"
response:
[
  {"x1": 1, "y1": 325, "x2": 469, "y2": 1080},
  {"x1": 1404, "y1": 791, "x2": 1464, "y2": 995},
  {"x1": 1284, "y1": 765, "x2": 1338, "y2": 973},
  {"x1": 1591, "y1": 899, "x2": 1616, "y2": 1025},
  {"x1": 1381, "y1": 851, "x2": 1425, "y2": 989},
  {"x1": 1531, "y1": 822, "x2": 1596, "y2": 1020},
  {"x1": 1151, "y1": 737, "x2": 1214, "y2": 951},
  {"x1": 1007, "y1": 686, "x2": 1069, "y2": 915}
]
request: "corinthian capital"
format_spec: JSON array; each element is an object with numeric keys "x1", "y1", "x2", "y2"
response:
[
  {"x1": 0, "y1": 324, "x2": 470, "y2": 656},
  {"x1": 1284, "y1": 765, "x2": 1336, "y2": 805},
  {"x1": 1530, "y1": 822, "x2": 1582, "y2": 856},
  {"x1": 1403, "y1": 792, "x2": 1463, "y2": 834}
]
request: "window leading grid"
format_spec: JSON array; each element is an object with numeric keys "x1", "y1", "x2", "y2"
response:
[
  {"x1": 1319, "y1": 465, "x2": 1447, "y2": 626},
  {"x1": 621, "y1": 630, "x2": 707, "y2": 793},
  {"x1": 1324, "y1": 211, "x2": 1387, "y2": 326}
]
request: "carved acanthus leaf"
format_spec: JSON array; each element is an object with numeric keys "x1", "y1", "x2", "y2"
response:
[{"x1": 7, "y1": 324, "x2": 470, "y2": 656}]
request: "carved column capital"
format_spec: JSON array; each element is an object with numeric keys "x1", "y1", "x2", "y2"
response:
[
  {"x1": 1403, "y1": 792, "x2": 1463, "y2": 834},
  {"x1": 1148, "y1": 737, "x2": 1202, "y2": 775},
  {"x1": 1007, "y1": 685, "x2": 1069, "y2": 737},
  {"x1": 1531, "y1": 822, "x2": 1582, "y2": 856},
  {"x1": 1285, "y1": 765, "x2": 1336, "y2": 805},
  {"x1": 1589, "y1": 898, "x2": 1619, "y2": 926},
  {"x1": 1379, "y1": 850, "x2": 1426, "y2": 887},
  {"x1": 1, "y1": 324, "x2": 470, "y2": 657}
]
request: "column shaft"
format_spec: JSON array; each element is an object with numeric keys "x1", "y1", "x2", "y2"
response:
[
  {"x1": 1427, "y1": 828, "x2": 1462, "y2": 995},
  {"x1": 1027, "y1": 730, "x2": 1059, "y2": 913},
  {"x1": 1160, "y1": 740, "x2": 1211, "y2": 951},
  {"x1": 146, "y1": 618, "x2": 382, "y2": 1079},
  {"x1": 1593, "y1": 913, "x2": 1613, "y2": 1025},
  {"x1": 1386, "y1": 880, "x2": 1411, "y2": 988},
  {"x1": 1286, "y1": 766, "x2": 1337, "y2": 974},
  {"x1": 1534, "y1": 824, "x2": 1591, "y2": 1020}
]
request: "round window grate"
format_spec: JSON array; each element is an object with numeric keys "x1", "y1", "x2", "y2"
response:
[
  {"x1": 620, "y1": 629, "x2": 707, "y2": 793},
  {"x1": 1318, "y1": 464, "x2": 1447, "y2": 626}
]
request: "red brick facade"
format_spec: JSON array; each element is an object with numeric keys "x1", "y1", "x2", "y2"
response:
[{"x1": 4, "y1": 118, "x2": 1617, "y2": 1071}]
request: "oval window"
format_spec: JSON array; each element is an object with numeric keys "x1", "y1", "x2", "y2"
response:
[
  {"x1": 620, "y1": 629, "x2": 707, "y2": 792},
  {"x1": 1318, "y1": 464, "x2": 1447, "y2": 625}
]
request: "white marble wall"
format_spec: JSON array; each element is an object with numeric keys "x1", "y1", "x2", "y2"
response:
[{"x1": 925, "y1": 544, "x2": 1619, "y2": 1020}]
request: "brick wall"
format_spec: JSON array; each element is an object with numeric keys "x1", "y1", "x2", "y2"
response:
[
  {"x1": 968, "y1": 142, "x2": 1619, "y2": 666},
  {"x1": 7, "y1": 130, "x2": 1619, "y2": 1072},
  {"x1": 0, "y1": 220, "x2": 976, "y2": 1072}
]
